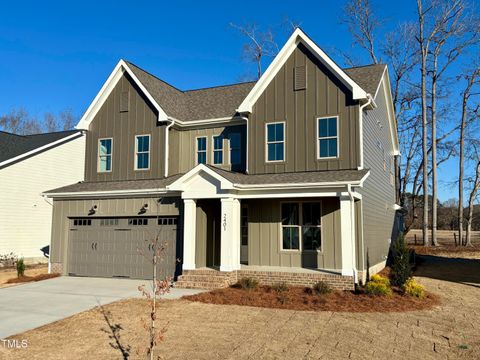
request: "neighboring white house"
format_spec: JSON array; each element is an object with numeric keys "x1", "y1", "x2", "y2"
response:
[{"x1": 0, "y1": 130, "x2": 85, "y2": 263}]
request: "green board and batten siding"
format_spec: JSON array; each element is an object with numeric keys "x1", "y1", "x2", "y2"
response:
[
  {"x1": 248, "y1": 44, "x2": 360, "y2": 175},
  {"x1": 245, "y1": 198, "x2": 342, "y2": 270}
]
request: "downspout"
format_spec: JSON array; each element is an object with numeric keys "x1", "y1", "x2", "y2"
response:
[
  {"x1": 235, "y1": 115, "x2": 249, "y2": 174},
  {"x1": 358, "y1": 94, "x2": 374, "y2": 170},
  {"x1": 346, "y1": 184, "x2": 357, "y2": 283},
  {"x1": 164, "y1": 118, "x2": 175, "y2": 177},
  {"x1": 42, "y1": 194, "x2": 53, "y2": 274}
]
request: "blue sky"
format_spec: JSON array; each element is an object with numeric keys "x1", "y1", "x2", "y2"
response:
[{"x1": 0, "y1": 0, "x2": 464, "y2": 202}]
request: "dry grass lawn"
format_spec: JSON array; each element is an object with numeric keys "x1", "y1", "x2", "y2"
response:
[
  {"x1": 1, "y1": 256, "x2": 479, "y2": 360},
  {"x1": 0, "y1": 264, "x2": 48, "y2": 289}
]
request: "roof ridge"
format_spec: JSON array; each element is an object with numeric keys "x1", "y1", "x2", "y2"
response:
[
  {"x1": 343, "y1": 63, "x2": 387, "y2": 70},
  {"x1": 124, "y1": 60, "x2": 184, "y2": 94},
  {"x1": 25, "y1": 129, "x2": 80, "y2": 137},
  {"x1": 0, "y1": 130, "x2": 24, "y2": 137},
  {"x1": 184, "y1": 81, "x2": 257, "y2": 93}
]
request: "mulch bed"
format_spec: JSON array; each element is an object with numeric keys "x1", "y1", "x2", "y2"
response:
[
  {"x1": 410, "y1": 245, "x2": 480, "y2": 255},
  {"x1": 183, "y1": 285, "x2": 440, "y2": 313},
  {"x1": 6, "y1": 273, "x2": 60, "y2": 284}
]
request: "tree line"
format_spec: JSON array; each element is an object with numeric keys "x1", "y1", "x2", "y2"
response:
[{"x1": 0, "y1": 108, "x2": 77, "y2": 135}]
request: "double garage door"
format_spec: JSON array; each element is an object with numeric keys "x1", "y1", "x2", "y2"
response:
[{"x1": 68, "y1": 216, "x2": 181, "y2": 279}]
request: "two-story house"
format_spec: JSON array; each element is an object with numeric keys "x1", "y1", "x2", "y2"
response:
[{"x1": 45, "y1": 29, "x2": 400, "y2": 290}]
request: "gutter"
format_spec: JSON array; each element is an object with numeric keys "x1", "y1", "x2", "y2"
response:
[
  {"x1": 41, "y1": 194, "x2": 53, "y2": 274},
  {"x1": 164, "y1": 118, "x2": 175, "y2": 177},
  {"x1": 358, "y1": 94, "x2": 374, "y2": 171}
]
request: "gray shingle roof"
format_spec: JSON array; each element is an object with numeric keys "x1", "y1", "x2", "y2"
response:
[
  {"x1": 126, "y1": 61, "x2": 385, "y2": 121},
  {"x1": 344, "y1": 64, "x2": 386, "y2": 96},
  {"x1": 126, "y1": 61, "x2": 255, "y2": 121},
  {"x1": 206, "y1": 166, "x2": 370, "y2": 186},
  {"x1": 44, "y1": 173, "x2": 184, "y2": 194},
  {"x1": 45, "y1": 167, "x2": 368, "y2": 195},
  {"x1": 0, "y1": 130, "x2": 82, "y2": 165}
]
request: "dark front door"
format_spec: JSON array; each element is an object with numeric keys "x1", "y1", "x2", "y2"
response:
[{"x1": 197, "y1": 200, "x2": 221, "y2": 268}]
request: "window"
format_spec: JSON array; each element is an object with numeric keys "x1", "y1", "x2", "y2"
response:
[
  {"x1": 158, "y1": 217, "x2": 178, "y2": 225},
  {"x1": 266, "y1": 122, "x2": 285, "y2": 162},
  {"x1": 229, "y1": 133, "x2": 241, "y2": 165},
  {"x1": 241, "y1": 206, "x2": 248, "y2": 246},
  {"x1": 302, "y1": 203, "x2": 321, "y2": 251},
  {"x1": 212, "y1": 135, "x2": 223, "y2": 165},
  {"x1": 98, "y1": 138, "x2": 112, "y2": 172},
  {"x1": 317, "y1": 117, "x2": 338, "y2": 159},
  {"x1": 281, "y1": 202, "x2": 322, "y2": 251},
  {"x1": 100, "y1": 218, "x2": 119, "y2": 226},
  {"x1": 196, "y1": 137, "x2": 207, "y2": 164},
  {"x1": 135, "y1": 135, "x2": 150, "y2": 170},
  {"x1": 128, "y1": 218, "x2": 148, "y2": 226},
  {"x1": 72, "y1": 219, "x2": 92, "y2": 226}
]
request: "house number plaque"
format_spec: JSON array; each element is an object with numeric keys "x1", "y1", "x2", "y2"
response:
[{"x1": 223, "y1": 213, "x2": 227, "y2": 230}]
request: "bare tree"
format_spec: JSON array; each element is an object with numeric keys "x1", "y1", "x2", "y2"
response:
[
  {"x1": 466, "y1": 156, "x2": 480, "y2": 246},
  {"x1": 44, "y1": 112, "x2": 58, "y2": 133},
  {"x1": 0, "y1": 108, "x2": 42, "y2": 135},
  {"x1": 458, "y1": 65, "x2": 480, "y2": 245},
  {"x1": 230, "y1": 23, "x2": 279, "y2": 79},
  {"x1": 59, "y1": 109, "x2": 77, "y2": 130},
  {"x1": 341, "y1": 0, "x2": 382, "y2": 64}
]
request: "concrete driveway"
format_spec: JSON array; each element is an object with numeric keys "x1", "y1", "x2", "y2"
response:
[{"x1": 0, "y1": 276, "x2": 204, "y2": 338}]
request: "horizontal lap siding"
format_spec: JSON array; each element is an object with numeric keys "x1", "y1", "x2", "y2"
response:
[
  {"x1": 85, "y1": 74, "x2": 165, "y2": 181},
  {"x1": 248, "y1": 44, "x2": 360, "y2": 175},
  {"x1": 245, "y1": 198, "x2": 341, "y2": 271},
  {"x1": 359, "y1": 80, "x2": 396, "y2": 267}
]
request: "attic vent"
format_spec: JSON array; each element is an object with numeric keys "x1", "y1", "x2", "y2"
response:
[
  {"x1": 120, "y1": 91, "x2": 130, "y2": 112},
  {"x1": 294, "y1": 65, "x2": 306, "y2": 90}
]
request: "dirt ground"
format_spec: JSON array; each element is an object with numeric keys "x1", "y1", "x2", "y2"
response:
[
  {"x1": 0, "y1": 264, "x2": 48, "y2": 289},
  {"x1": 1, "y1": 256, "x2": 480, "y2": 360}
]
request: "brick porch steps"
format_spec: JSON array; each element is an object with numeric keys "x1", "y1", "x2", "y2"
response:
[{"x1": 174, "y1": 269, "x2": 236, "y2": 290}]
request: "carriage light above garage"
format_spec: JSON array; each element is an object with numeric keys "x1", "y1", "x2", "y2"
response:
[
  {"x1": 138, "y1": 203, "x2": 149, "y2": 215},
  {"x1": 88, "y1": 205, "x2": 97, "y2": 215}
]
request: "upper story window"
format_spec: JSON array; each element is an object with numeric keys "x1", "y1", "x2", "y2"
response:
[
  {"x1": 135, "y1": 135, "x2": 150, "y2": 170},
  {"x1": 266, "y1": 122, "x2": 285, "y2": 162},
  {"x1": 229, "y1": 133, "x2": 241, "y2": 165},
  {"x1": 196, "y1": 137, "x2": 207, "y2": 164},
  {"x1": 98, "y1": 138, "x2": 112, "y2": 172},
  {"x1": 212, "y1": 135, "x2": 223, "y2": 165},
  {"x1": 317, "y1": 117, "x2": 338, "y2": 159}
]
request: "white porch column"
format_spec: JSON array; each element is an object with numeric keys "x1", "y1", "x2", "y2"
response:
[
  {"x1": 182, "y1": 199, "x2": 196, "y2": 270},
  {"x1": 340, "y1": 196, "x2": 356, "y2": 277},
  {"x1": 220, "y1": 198, "x2": 241, "y2": 272}
]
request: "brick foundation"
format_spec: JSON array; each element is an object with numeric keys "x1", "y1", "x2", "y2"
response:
[
  {"x1": 50, "y1": 262, "x2": 63, "y2": 274},
  {"x1": 175, "y1": 268, "x2": 354, "y2": 290}
]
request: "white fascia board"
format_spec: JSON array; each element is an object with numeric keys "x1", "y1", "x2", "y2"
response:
[
  {"x1": 237, "y1": 28, "x2": 367, "y2": 114},
  {"x1": 43, "y1": 188, "x2": 177, "y2": 199},
  {"x1": 76, "y1": 60, "x2": 169, "y2": 130},
  {"x1": 381, "y1": 70, "x2": 400, "y2": 155},
  {"x1": 0, "y1": 132, "x2": 84, "y2": 168},
  {"x1": 170, "y1": 116, "x2": 246, "y2": 128},
  {"x1": 167, "y1": 164, "x2": 235, "y2": 191}
]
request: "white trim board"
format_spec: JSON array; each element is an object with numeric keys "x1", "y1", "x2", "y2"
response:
[{"x1": 237, "y1": 28, "x2": 368, "y2": 114}]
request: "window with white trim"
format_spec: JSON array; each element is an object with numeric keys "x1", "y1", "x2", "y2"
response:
[
  {"x1": 317, "y1": 117, "x2": 338, "y2": 158},
  {"x1": 135, "y1": 135, "x2": 150, "y2": 170},
  {"x1": 98, "y1": 138, "x2": 112, "y2": 172},
  {"x1": 281, "y1": 202, "x2": 321, "y2": 251},
  {"x1": 213, "y1": 135, "x2": 223, "y2": 165},
  {"x1": 229, "y1": 133, "x2": 241, "y2": 165},
  {"x1": 196, "y1": 137, "x2": 207, "y2": 164},
  {"x1": 266, "y1": 122, "x2": 285, "y2": 162}
]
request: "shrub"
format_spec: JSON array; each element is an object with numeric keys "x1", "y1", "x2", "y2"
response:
[
  {"x1": 236, "y1": 277, "x2": 259, "y2": 290},
  {"x1": 403, "y1": 279, "x2": 425, "y2": 299},
  {"x1": 370, "y1": 274, "x2": 390, "y2": 286},
  {"x1": 0, "y1": 252, "x2": 18, "y2": 268},
  {"x1": 365, "y1": 281, "x2": 392, "y2": 296},
  {"x1": 271, "y1": 281, "x2": 289, "y2": 293},
  {"x1": 313, "y1": 281, "x2": 332, "y2": 295},
  {"x1": 390, "y1": 233, "x2": 412, "y2": 287},
  {"x1": 16, "y1": 258, "x2": 25, "y2": 278}
]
